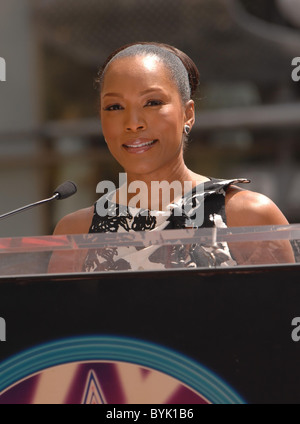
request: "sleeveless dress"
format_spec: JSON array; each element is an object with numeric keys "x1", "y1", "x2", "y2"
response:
[{"x1": 83, "y1": 177, "x2": 250, "y2": 272}]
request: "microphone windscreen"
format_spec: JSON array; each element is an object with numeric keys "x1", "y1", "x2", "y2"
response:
[{"x1": 53, "y1": 181, "x2": 77, "y2": 200}]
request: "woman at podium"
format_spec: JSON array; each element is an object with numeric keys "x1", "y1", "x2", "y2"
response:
[{"x1": 50, "y1": 42, "x2": 295, "y2": 270}]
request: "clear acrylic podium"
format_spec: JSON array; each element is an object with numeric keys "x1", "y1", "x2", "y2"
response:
[
  {"x1": 0, "y1": 225, "x2": 299, "y2": 404},
  {"x1": 0, "y1": 224, "x2": 299, "y2": 277}
]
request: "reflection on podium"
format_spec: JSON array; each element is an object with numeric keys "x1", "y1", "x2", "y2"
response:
[{"x1": 0, "y1": 225, "x2": 299, "y2": 404}]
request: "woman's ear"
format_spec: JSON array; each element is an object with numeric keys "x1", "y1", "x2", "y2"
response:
[{"x1": 184, "y1": 100, "x2": 195, "y2": 130}]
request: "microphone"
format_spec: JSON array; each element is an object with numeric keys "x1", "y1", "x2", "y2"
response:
[
  {"x1": 0, "y1": 181, "x2": 77, "y2": 221},
  {"x1": 53, "y1": 181, "x2": 77, "y2": 200}
]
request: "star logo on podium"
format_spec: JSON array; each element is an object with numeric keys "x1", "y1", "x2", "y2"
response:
[{"x1": 82, "y1": 370, "x2": 106, "y2": 404}]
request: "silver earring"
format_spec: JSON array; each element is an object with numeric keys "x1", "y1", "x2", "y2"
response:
[{"x1": 184, "y1": 125, "x2": 191, "y2": 136}]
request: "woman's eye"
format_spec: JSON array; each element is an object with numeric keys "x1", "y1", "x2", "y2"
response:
[
  {"x1": 145, "y1": 100, "x2": 163, "y2": 107},
  {"x1": 104, "y1": 104, "x2": 123, "y2": 111}
]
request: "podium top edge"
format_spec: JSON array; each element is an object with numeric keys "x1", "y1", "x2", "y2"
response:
[{"x1": 0, "y1": 224, "x2": 299, "y2": 253}]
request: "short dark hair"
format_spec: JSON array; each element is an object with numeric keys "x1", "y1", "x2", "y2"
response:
[{"x1": 95, "y1": 41, "x2": 200, "y2": 103}]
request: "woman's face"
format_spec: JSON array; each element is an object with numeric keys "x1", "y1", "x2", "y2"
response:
[{"x1": 100, "y1": 55, "x2": 194, "y2": 179}]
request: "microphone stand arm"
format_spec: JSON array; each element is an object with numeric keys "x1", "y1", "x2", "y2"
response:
[{"x1": 0, "y1": 193, "x2": 59, "y2": 221}]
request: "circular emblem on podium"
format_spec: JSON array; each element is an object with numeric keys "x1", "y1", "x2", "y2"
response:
[{"x1": 0, "y1": 336, "x2": 244, "y2": 404}]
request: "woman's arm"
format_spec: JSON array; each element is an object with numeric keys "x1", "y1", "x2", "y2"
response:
[
  {"x1": 53, "y1": 206, "x2": 94, "y2": 235},
  {"x1": 225, "y1": 187, "x2": 295, "y2": 265}
]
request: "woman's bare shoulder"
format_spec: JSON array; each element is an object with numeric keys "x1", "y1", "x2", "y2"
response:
[
  {"x1": 225, "y1": 185, "x2": 289, "y2": 227},
  {"x1": 53, "y1": 206, "x2": 94, "y2": 235}
]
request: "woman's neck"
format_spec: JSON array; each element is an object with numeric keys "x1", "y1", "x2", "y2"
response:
[{"x1": 115, "y1": 159, "x2": 209, "y2": 211}]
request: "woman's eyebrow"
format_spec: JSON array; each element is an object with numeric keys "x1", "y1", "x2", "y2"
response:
[
  {"x1": 103, "y1": 87, "x2": 166, "y2": 98},
  {"x1": 103, "y1": 92, "x2": 123, "y2": 98},
  {"x1": 140, "y1": 87, "x2": 166, "y2": 96}
]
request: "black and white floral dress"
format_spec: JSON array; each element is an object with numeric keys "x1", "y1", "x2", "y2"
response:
[{"x1": 83, "y1": 177, "x2": 250, "y2": 272}]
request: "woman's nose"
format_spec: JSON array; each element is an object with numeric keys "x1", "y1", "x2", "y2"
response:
[{"x1": 124, "y1": 108, "x2": 146, "y2": 132}]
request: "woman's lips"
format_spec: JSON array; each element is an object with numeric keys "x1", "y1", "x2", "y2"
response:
[{"x1": 123, "y1": 138, "x2": 158, "y2": 153}]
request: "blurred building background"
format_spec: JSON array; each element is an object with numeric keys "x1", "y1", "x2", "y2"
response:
[{"x1": 0, "y1": 0, "x2": 299, "y2": 237}]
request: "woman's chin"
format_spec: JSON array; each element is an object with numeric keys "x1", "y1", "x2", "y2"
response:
[{"x1": 123, "y1": 164, "x2": 159, "y2": 178}]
